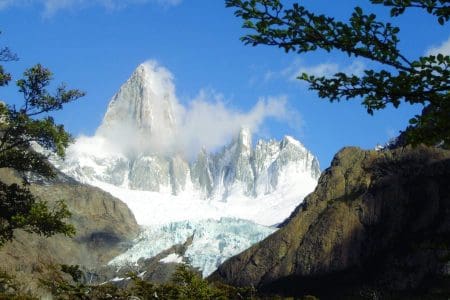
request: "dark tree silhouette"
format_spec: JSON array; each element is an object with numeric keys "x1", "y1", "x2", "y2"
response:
[{"x1": 0, "y1": 32, "x2": 84, "y2": 245}]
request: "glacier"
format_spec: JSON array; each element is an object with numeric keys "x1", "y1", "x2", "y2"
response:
[
  {"x1": 52, "y1": 61, "x2": 321, "y2": 277},
  {"x1": 109, "y1": 218, "x2": 276, "y2": 277}
]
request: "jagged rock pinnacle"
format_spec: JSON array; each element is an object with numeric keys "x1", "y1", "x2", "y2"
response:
[{"x1": 97, "y1": 62, "x2": 180, "y2": 138}]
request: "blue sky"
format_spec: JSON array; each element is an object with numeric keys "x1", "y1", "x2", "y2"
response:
[{"x1": 1, "y1": 0, "x2": 449, "y2": 168}]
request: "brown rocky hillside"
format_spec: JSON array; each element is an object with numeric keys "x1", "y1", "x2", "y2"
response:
[{"x1": 0, "y1": 168, "x2": 139, "y2": 297}]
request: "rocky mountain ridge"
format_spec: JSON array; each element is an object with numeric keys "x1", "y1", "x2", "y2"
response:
[
  {"x1": 56, "y1": 63, "x2": 320, "y2": 201},
  {"x1": 210, "y1": 146, "x2": 450, "y2": 299}
]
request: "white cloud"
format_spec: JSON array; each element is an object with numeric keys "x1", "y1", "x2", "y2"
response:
[
  {"x1": 178, "y1": 90, "x2": 300, "y2": 157},
  {"x1": 89, "y1": 61, "x2": 301, "y2": 160},
  {"x1": 0, "y1": 0, "x2": 181, "y2": 16},
  {"x1": 281, "y1": 59, "x2": 365, "y2": 82},
  {"x1": 261, "y1": 59, "x2": 366, "y2": 86},
  {"x1": 426, "y1": 36, "x2": 450, "y2": 56}
]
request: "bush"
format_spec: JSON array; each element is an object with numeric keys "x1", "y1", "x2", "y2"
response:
[{"x1": 38, "y1": 264, "x2": 257, "y2": 299}]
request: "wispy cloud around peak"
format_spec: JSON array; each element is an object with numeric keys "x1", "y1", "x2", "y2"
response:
[
  {"x1": 0, "y1": 0, "x2": 181, "y2": 16},
  {"x1": 86, "y1": 61, "x2": 301, "y2": 160},
  {"x1": 177, "y1": 90, "x2": 300, "y2": 157}
]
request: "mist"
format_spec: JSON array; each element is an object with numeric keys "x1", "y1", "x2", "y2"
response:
[{"x1": 70, "y1": 61, "x2": 301, "y2": 160}]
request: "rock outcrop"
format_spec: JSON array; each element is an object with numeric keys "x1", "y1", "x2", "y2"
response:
[
  {"x1": 210, "y1": 146, "x2": 450, "y2": 299},
  {"x1": 0, "y1": 169, "x2": 140, "y2": 296}
]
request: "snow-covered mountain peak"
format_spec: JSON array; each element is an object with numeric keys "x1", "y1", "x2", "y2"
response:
[
  {"x1": 55, "y1": 61, "x2": 320, "y2": 200},
  {"x1": 97, "y1": 62, "x2": 180, "y2": 144}
]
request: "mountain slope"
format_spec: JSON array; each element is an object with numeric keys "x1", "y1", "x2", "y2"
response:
[
  {"x1": 0, "y1": 168, "x2": 139, "y2": 296},
  {"x1": 210, "y1": 146, "x2": 450, "y2": 299}
]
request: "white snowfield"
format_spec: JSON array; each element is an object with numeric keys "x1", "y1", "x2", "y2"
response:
[
  {"x1": 53, "y1": 61, "x2": 320, "y2": 277},
  {"x1": 90, "y1": 166, "x2": 317, "y2": 227}
]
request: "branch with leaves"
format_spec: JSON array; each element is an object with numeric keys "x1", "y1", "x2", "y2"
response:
[
  {"x1": 371, "y1": 0, "x2": 450, "y2": 24},
  {"x1": 0, "y1": 35, "x2": 84, "y2": 246},
  {"x1": 226, "y1": 0, "x2": 450, "y2": 147}
]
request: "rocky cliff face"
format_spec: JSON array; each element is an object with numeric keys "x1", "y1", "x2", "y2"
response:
[
  {"x1": 0, "y1": 169, "x2": 139, "y2": 296},
  {"x1": 210, "y1": 146, "x2": 450, "y2": 299},
  {"x1": 97, "y1": 62, "x2": 180, "y2": 150},
  {"x1": 204, "y1": 129, "x2": 320, "y2": 200}
]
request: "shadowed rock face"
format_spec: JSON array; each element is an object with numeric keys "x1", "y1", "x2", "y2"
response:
[
  {"x1": 0, "y1": 169, "x2": 139, "y2": 296},
  {"x1": 210, "y1": 146, "x2": 450, "y2": 299}
]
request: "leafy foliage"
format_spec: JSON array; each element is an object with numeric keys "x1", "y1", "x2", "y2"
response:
[
  {"x1": 0, "y1": 33, "x2": 83, "y2": 246},
  {"x1": 39, "y1": 264, "x2": 257, "y2": 299},
  {"x1": 226, "y1": 0, "x2": 450, "y2": 147},
  {"x1": 60, "y1": 265, "x2": 83, "y2": 283},
  {"x1": 0, "y1": 37, "x2": 17, "y2": 87},
  {"x1": 127, "y1": 264, "x2": 256, "y2": 299},
  {"x1": 0, "y1": 182, "x2": 74, "y2": 245},
  {"x1": 370, "y1": 0, "x2": 450, "y2": 24}
]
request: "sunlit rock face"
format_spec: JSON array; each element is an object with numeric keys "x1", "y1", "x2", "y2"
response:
[{"x1": 98, "y1": 63, "x2": 180, "y2": 145}]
